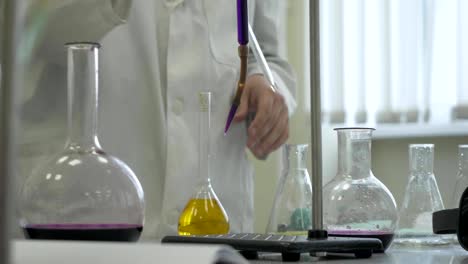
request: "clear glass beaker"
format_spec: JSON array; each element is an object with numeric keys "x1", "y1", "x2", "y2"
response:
[
  {"x1": 452, "y1": 145, "x2": 468, "y2": 209},
  {"x1": 178, "y1": 92, "x2": 230, "y2": 236},
  {"x1": 394, "y1": 144, "x2": 448, "y2": 247},
  {"x1": 18, "y1": 43, "x2": 145, "y2": 241},
  {"x1": 266, "y1": 144, "x2": 312, "y2": 235},
  {"x1": 323, "y1": 128, "x2": 398, "y2": 251}
]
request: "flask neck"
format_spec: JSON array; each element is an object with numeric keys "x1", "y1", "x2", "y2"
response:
[
  {"x1": 65, "y1": 43, "x2": 101, "y2": 151},
  {"x1": 283, "y1": 144, "x2": 308, "y2": 172},
  {"x1": 198, "y1": 92, "x2": 212, "y2": 184},
  {"x1": 409, "y1": 144, "x2": 434, "y2": 176},
  {"x1": 336, "y1": 129, "x2": 373, "y2": 179}
]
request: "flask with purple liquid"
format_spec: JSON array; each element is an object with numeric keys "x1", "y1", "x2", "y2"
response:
[
  {"x1": 18, "y1": 42, "x2": 145, "y2": 242},
  {"x1": 323, "y1": 128, "x2": 398, "y2": 252}
]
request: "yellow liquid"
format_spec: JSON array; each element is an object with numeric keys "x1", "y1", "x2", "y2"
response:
[{"x1": 178, "y1": 198, "x2": 230, "y2": 236}]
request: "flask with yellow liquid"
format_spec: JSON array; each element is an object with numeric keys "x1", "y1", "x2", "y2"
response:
[{"x1": 178, "y1": 92, "x2": 229, "y2": 236}]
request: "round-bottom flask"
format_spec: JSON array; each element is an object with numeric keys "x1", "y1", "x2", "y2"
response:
[
  {"x1": 178, "y1": 92, "x2": 229, "y2": 235},
  {"x1": 18, "y1": 43, "x2": 145, "y2": 241},
  {"x1": 323, "y1": 128, "x2": 398, "y2": 251},
  {"x1": 266, "y1": 144, "x2": 312, "y2": 235}
]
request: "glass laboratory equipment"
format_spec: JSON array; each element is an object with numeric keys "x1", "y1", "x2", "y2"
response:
[
  {"x1": 394, "y1": 144, "x2": 448, "y2": 246},
  {"x1": 178, "y1": 92, "x2": 230, "y2": 236},
  {"x1": 452, "y1": 145, "x2": 468, "y2": 209},
  {"x1": 266, "y1": 144, "x2": 312, "y2": 235},
  {"x1": 323, "y1": 128, "x2": 398, "y2": 251},
  {"x1": 18, "y1": 42, "x2": 145, "y2": 241},
  {"x1": 448, "y1": 145, "x2": 468, "y2": 244}
]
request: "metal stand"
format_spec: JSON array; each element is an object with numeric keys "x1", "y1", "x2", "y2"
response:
[
  {"x1": 308, "y1": 0, "x2": 326, "y2": 240},
  {"x1": 0, "y1": 1, "x2": 20, "y2": 264},
  {"x1": 306, "y1": 0, "x2": 383, "y2": 258}
]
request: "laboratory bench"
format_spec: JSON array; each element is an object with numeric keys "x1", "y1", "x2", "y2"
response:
[
  {"x1": 12, "y1": 239, "x2": 468, "y2": 264},
  {"x1": 252, "y1": 245, "x2": 468, "y2": 263}
]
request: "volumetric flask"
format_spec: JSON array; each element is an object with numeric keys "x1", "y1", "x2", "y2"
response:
[
  {"x1": 323, "y1": 128, "x2": 398, "y2": 251},
  {"x1": 18, "y1": 43, "x2": 145, "y2": 241},
  {"x1": 394, "y1": 144, "x2": 448, "y2": 247},
  {"x1": 266, "y1": 144, "x2": 312, "y2": 235},
  {"x1": 178, "y1": 92, "x2": 229, "y2": 236}
]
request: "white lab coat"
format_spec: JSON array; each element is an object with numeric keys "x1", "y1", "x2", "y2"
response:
[{"x1": 15, "y1": 0, "x2": 296, "y2": 239}]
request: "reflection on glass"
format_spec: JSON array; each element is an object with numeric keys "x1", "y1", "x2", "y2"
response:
[{"x1": 18, "y1": 43, "x2": 145, "y2": 242}]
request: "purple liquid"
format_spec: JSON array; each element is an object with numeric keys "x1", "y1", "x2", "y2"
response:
[
  {"x1": 23, "y1": 224, "x2": 143, "y2": 242},
  {"x1": 328, "y1": 230, "x2": 394, "y2": 252}
]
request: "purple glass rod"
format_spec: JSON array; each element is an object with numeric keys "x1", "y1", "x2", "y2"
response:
[
  {"x1": 224, "y1": 104, "x2": 238, "y2": 134},
  {"x1": 237, "y1": 0, "x2": 249, "y2": 45}
]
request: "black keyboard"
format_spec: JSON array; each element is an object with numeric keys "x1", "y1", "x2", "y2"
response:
[{"x1": 162, "y1": 233, "x2": 383, "y2": 261}]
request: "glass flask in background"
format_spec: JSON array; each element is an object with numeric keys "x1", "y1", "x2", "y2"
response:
[
  {"x1": 323, "y1": 128, "x2": 398, "y2": 252},
  {"x1": 394, "y1": 144, "x2": 448, "y2": 247},
  {"x1": 452, "y1": 145, "x2": 468, "y2": 208},
  {"x1": 266, "y1": 144, "x2": 312, "y2": 235},
  {"x1": 18, "y1": 43, "x2": 145, "y2": 241},
  {"x1": 449, "y1": 145, "x2": 468, "y2": 244},
  {"x1": 178, "y1": 92, "x2": 229, "y2": 236}
]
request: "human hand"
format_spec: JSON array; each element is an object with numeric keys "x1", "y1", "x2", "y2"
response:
[{"x1": 233, "y1": 74, "x2": 289, "y2": 159}]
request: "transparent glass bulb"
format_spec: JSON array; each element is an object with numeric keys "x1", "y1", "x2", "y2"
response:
[
  {"x1": 266, "y1": 144, "x2": 312, "y2": 235},
  {"x1": 394, "y1": 144, "x2": 448, "y2": 247},
  {"x1": 178, "y1": 92, "x2": 229, "y2": 236},
  {"x1": 323, "y1": 128, "x2": 398, "y2": 251},
  {"x1": 18, "y1": 43, "x2": 145, "y2": 241}
]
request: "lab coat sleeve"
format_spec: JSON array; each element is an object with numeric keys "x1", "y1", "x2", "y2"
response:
[
  {"x1": 248, "y1": 2, "x2": 297, "y2": 116},
  {"x1": 5, "y1": 0, "x2": 132, "y2": 104},
  {"x1": 32, "y1": 0, "x2": 132, "y2": 64}
]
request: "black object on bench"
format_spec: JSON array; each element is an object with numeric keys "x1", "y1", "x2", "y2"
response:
[{"x1": 162, "y1": 232, "x2": 383, "y2": 261}]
